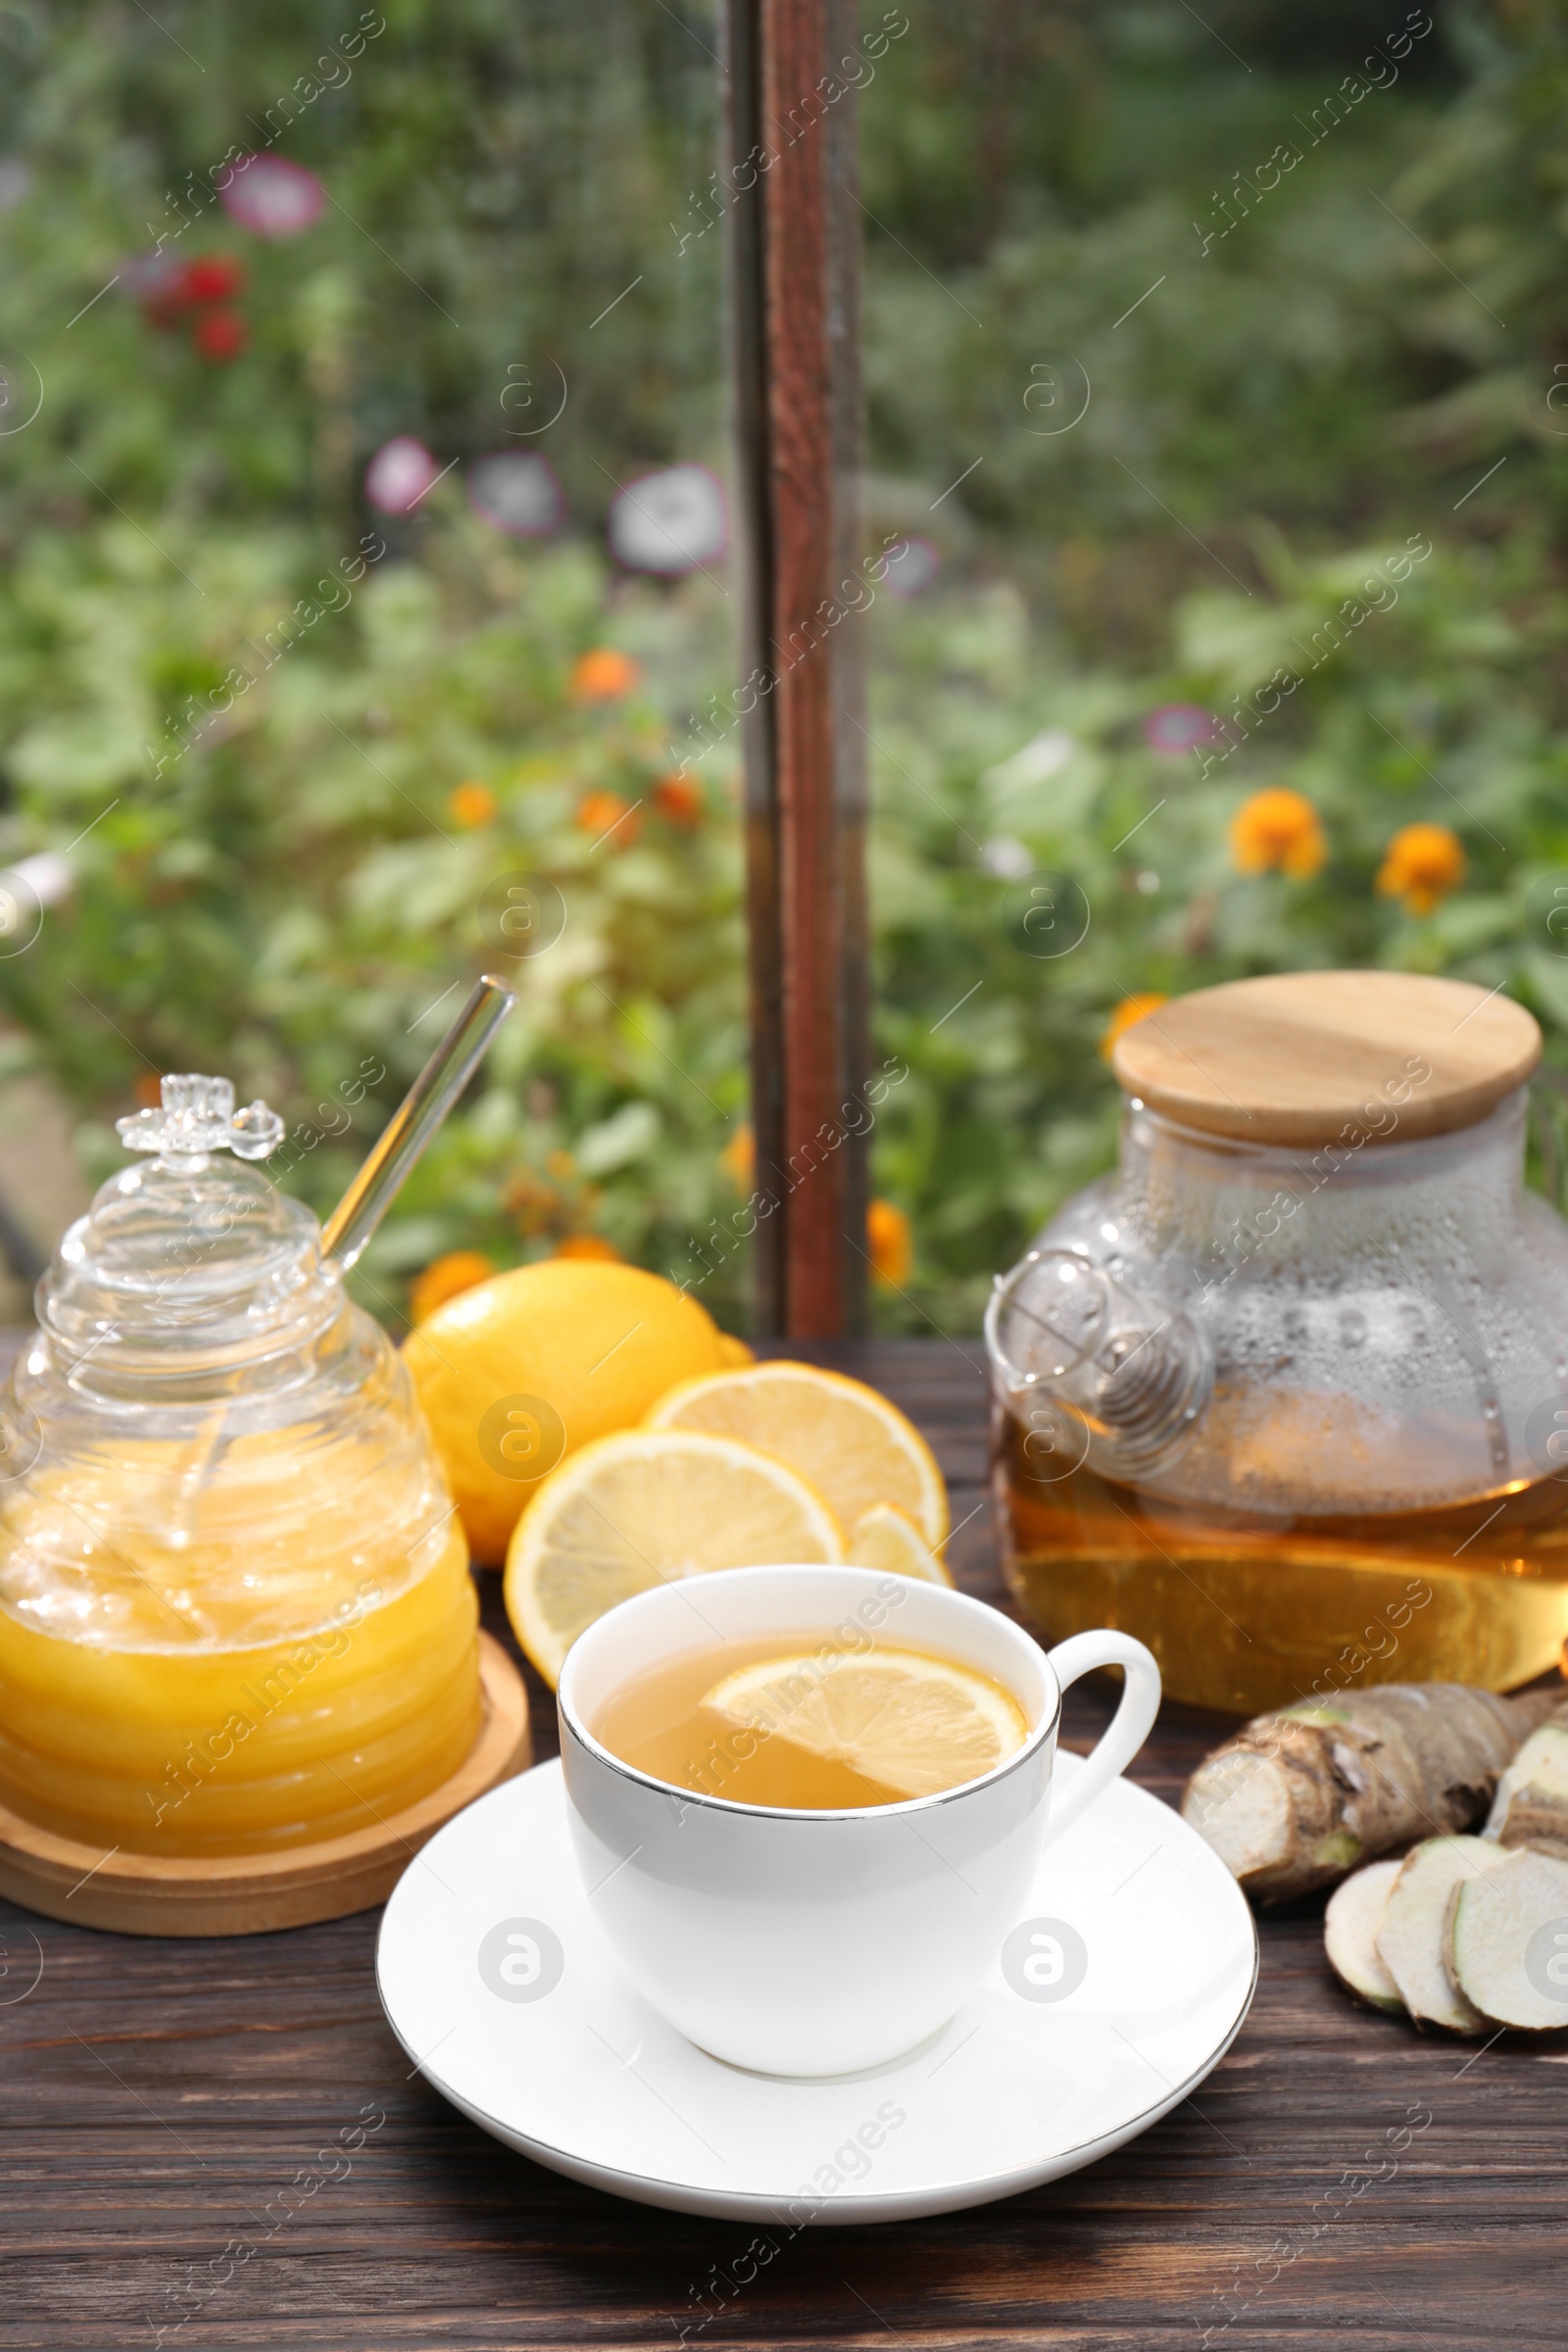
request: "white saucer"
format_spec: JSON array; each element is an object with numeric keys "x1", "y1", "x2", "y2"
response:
[{"x1": 376, "y1": 1753, "x2": 1257, "y2": 2225}]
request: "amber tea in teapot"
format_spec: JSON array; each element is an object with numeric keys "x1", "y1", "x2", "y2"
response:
[{"x1": 988, "y1": 972, "x2": 1568, "y2": 1713}]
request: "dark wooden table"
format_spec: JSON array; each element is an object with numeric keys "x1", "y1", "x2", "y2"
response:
[{"x1": 5, "y1": 1339, "x2": 1567, "y2": 2350}]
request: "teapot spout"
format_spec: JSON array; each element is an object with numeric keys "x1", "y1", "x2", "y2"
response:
[{"x1": 984, "y1": 1246, "x2": 1213, "y2": 1481}]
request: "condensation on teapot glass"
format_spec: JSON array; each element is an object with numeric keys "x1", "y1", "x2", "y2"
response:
[{"x1": 987, "y1": 1086, "x2": 1568, "y2": 1518}]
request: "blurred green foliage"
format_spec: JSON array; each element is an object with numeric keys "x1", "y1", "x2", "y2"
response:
[
  {"x1": 1, "y1": 0, "x2": 1567, "y2": 1335},
  {"x1": 859, "y1": 0, "x2": 1568, "y2": 1328},
  {"x1": 0, "y1": 0, "x2": 750, "y2": 1322}
]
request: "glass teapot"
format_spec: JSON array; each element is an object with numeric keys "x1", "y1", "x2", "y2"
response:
[
  {"x1": 0, "y1": 1075, "x2": 477, "y2": 1855},
  {"x1": 987, "y1": 971, "x2": 1568, "y2": 1713}
]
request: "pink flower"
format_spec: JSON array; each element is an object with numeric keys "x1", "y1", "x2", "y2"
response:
[
  {"x1": 1144, "y1": 703, "x2": 1217, "y2": 756},
  {"x1": 219, "y1": 155, "x2": 325, "y2": 239},
  {"x1": 365, "y1": 437, "x2": 443, "y2": 515}
]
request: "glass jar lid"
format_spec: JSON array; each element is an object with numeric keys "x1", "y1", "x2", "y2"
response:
[{"x1": 38, "y1": 1074, "x2": 339, "y2": 1391}]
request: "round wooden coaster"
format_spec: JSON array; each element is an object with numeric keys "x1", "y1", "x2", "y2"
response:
[{"x1": 0, "y1": 1631, "x2": 531, "y2": 1938}]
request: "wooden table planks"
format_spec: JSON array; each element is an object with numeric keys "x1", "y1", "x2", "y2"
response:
[{"x1": 4, "y1": 1337, "x2": 1567, "y2": 2352}]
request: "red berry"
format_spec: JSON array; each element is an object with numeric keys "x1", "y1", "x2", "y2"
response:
[{"x1": 192, "y1": 308, "x2": 248, "y2": 363}]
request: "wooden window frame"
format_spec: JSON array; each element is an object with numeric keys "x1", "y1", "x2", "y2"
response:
[{"x1": 724, "y1": 0, "x2": 870, "y2": 1339}]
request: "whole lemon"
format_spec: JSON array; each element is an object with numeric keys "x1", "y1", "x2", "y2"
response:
[{"x1": 404, "y1": 1260, "x2": 731, "y2": 1565}]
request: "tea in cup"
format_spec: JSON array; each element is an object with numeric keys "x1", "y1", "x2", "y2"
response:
[{"x1": 557, "y1": 1563, "x2": 1159, "y2": 2077}]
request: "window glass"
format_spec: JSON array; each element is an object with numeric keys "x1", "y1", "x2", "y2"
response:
[
  {"x1": 0, "y1": 0, "x2": 744, "y2": 1329},
  {"x1": 859, "y1": 1, "x2": 1548, "y2": 1330}
]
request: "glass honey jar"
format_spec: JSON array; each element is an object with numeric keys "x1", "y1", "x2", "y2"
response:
[{"x1": 0, "y1": 1075, "x2": 478, "y2": 1855}]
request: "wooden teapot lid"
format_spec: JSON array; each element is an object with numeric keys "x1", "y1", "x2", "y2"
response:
[{"x1": 1110, "y1": 970, "x2": 1541, "y2": 1147}]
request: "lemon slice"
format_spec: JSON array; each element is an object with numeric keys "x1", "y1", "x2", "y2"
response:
[
  {"x1": 703, "y1": 1647, "x2": 1027, "y2": 1801},
  {"x1": 847, "y1": 1501, "x2": 953, "y2": 1588},
  {"x1": 503, "y1": 1430, "x2": 844, "y2": 1686},
  {"x1": 646, "y1": 1362, "x2": 948, "y2": 1549}
]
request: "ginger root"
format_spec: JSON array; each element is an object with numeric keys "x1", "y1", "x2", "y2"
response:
[
  {"x1": 1323, "y1": 1857, "x2": 1402, "y2": 2013},
  {"x1": 1447, "y1": 1847, "x2": 1568, "y2": 2031},
  {"x1": 1183, "y1": 1683, "x2": 1565, "y2": 1903},
  {"x1": 1484, "y1": 1710, "x2": 1568, "y2": 1856},
  {"x1": 1374, "y1": 1836, "x2": 1511, "y2": 2034}
]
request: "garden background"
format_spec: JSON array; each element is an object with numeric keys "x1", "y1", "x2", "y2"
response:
[{"x1": 1, "y1": 0, "x2": 1566, "y2": 1336}]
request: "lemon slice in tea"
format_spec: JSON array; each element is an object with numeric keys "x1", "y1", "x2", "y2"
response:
[{"x1": 702, "y1": 1646, "x2": 1027, "y2": 1802}]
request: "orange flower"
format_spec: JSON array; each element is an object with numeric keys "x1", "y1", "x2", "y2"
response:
[
  {"x1": 503, "y1": 1167, "x2": 564, "y2": 1239},
  {"x1": 654, "y1": 770, "x2": 704, "y2": 826},
  {"x1": 133, "y1": 1070, "x2": 165, "y2": 1110},
  {"x1": 866, "y1": 1198, "x2": 912, "y2": 1288},
  {"x1": 410, "y1": 1250, "x2": 495, "y2": 1325},
  {"x1": 553, "y1": 1234, "x2": 620, "y2": 1262},
  {"x1": 1376, "y1": 822, "x2": 1466, "y2": 916},
  {"x1": 575, "y1": 790, "x2": 641, "y2": 846},
  {"x1": 1228, "y1": 788, "x2": 1328, "y2": 881},
  {"x1": 448, "y1": 780, "x2": 498, "y2": 829},
  {"x1": 571, "y1": 647, "x2": 642, "y2": 702},
  {"x1": 720, "y1": 1124, "x2": 755, "y2": 1190},
  {"x1": 1100, "y1": 993, "x2": 1167, "y2": 1062}
]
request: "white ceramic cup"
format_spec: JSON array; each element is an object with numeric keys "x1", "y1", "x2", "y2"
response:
[{"x1": 557, "y1": 1564, "x2": 1160, "y2": 2078}]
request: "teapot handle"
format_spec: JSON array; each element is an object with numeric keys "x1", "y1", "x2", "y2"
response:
[{"x1": 1041, "y1": 1630, "x2": 1161, "y2": 1845}]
